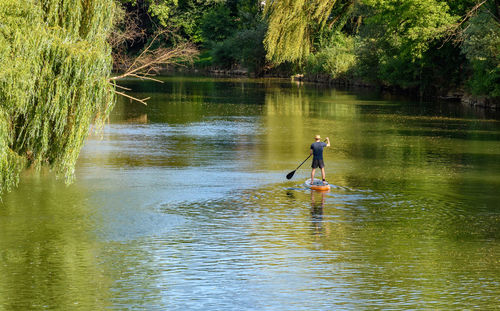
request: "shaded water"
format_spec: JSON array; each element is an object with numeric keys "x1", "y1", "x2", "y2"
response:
[{"x1": 1, "y1": 76, "x2": 500, "y2": 310}]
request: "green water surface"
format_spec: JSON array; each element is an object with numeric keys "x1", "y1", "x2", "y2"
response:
[{"x1": 1, "y1": 76, "x2": 499, "y2": 310}]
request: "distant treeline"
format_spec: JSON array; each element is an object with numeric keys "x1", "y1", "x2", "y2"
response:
[{"x1": 114, "y1": 0, "x2": 500, "y2": 102}]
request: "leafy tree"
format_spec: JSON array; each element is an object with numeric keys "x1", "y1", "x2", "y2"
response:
[
  {"x1": 200, "y1": 5, "x2": 236, "y2": 42},
  {"x1": 305, "y1": 32, "x2": 356, "y2": 80},
  {"x1": 211, "y1": 22, "x2": 267, "y2": 74},
  {"x1": 118, "y1": 0, "x2": 225, "y2": 43},
  {"x1": 232, "y1": 24, "x2": 268, "y2": 75},
  {"x1": 199, "y1": 0, "x2": 266, "y2": 74},
  {"x1": 460, "y1": 0, "x2": 500, "y2": 97},
  {"x1": 0, "y1": 0, "x2": 116, "y2": 194},
  {"x1": 354, "y1": 0, "x2": 457, "y2": 90},
  {"x1": 263, "y1": 0, "x2": 354, "y2": 64},
  {"x1": 360, "y1": 0, "x2": 456, "y2": 60}
]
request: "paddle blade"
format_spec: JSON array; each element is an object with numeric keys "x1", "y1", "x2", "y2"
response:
[{"x1": 286, "y1": 170, "x2": 296, "y2": 180}]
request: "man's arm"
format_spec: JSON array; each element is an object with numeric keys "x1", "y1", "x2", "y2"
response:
[{"x1": 326, "y1": 137, "x2": 330, "y2": 147}]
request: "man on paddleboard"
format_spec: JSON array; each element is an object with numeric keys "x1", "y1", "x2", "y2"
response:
[{"x1": 310, "y1": 135, "x2": 330, "y2": 185}]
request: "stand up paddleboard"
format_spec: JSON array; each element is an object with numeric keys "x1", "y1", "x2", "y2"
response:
[{"x1": 305, "y1": 178, "x2": 331, "y2": 191}]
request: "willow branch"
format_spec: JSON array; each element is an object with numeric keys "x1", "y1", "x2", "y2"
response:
[
  {"x1": 110, "y1": 82, "x2": 132, "y2": 91},
  {"x1": 113, "y1": 90, "x2": 150, "y2": 106},
  {"x1": 128, "y1": 74, "x2": 163, "y2": 83}
]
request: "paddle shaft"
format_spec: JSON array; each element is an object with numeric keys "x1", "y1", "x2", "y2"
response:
[{"x1": 293, "y1": 154, "x2": 312, "y2": 171}]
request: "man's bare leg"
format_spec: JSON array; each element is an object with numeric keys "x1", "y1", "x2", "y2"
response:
[
  {"x1": 321, "y1": 167, "x2": 326, "y2": 184},
  {"x1": 311, "y1": 168, "x2": 316, "y2": 184}
]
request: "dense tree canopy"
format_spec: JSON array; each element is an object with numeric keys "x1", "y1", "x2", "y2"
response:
[
  {"x1": 262, "y1": 0, "x2": 499, "y2": 99},
  {"x1": 354, "y1": 0, "x2": 458, "y2": 90}
]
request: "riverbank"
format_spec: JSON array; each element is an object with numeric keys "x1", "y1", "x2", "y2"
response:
[{"x1": 183, "y1": 68, "x2": 499, "y2": 110}]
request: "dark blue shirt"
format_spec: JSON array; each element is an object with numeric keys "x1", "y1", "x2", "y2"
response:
[{"x1": 310, "y1": 142, "x2": 327, "y2": 160}]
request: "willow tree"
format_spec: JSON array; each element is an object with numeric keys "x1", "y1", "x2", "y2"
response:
[
  {"x1": 0, "y1": 0, "x2": 116, "y2": 194},
  {"x1": 263, "y1": 0, "x2": 354, "y2": 64}
]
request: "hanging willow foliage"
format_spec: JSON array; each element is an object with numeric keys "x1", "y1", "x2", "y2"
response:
[
  {"x1": 0, "y1": 0, "x2": 116, "y2": 195},
  {"x1": 263, "y1": 0, "x2": 353, "y2": 64}
]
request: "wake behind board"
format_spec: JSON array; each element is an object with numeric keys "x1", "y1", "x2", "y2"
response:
[{"x1": 305, "y1": 178, "x2": 331, "y2": 191}]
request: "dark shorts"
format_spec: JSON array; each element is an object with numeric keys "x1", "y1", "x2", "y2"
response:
[{"x1": 312, "y1": 159, "x2": 325, "y2": 169}]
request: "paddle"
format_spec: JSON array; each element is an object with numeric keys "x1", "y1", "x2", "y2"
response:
[
  {"x1": 286, "y1": 139, "x2": 327, "y2": 180},
  {"x1": 286, "y1": 154, "x2": 312, "y2": 180}
]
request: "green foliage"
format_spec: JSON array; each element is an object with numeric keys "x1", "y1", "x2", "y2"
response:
[
  {"x1": 264, "y1": 0, "x2": 352, "y2": 64},
  {"x1": 195, "y1": 0, "x2": 266, "y2": 74},
  {"x1": 232, "y1": 24, "x2": 267, "y2": 74},
  {"x1": 236, "y1": 0, "x2": 263, "y2": 28},
  {"x1": 211, "y1": 41, "x2": 235, "y2": 68},
  {"x1": 354, "y1": 0, "x2": 457, "y2": 88},
  {"x1": 200, "y1": 5, "x2": 236, "y2": 42},
  {"x1": 360, "y1": 0, "x2": 457, "y2": 60},
  {"x1": 446, "y1": 0, "x2": 478, "y2": 15},
  {"x1": 118, "y1": 0, "x2": 225, "y2": 43},
  {"x1": 305, "y1": 33, "x2": 356, "y2": 80},
  {"x1": 210, "y1": 23, "x2": 267, "y2": 74},
  {"x1": 461, "y1": 1, "x2": 500, "y2": 97},
  {"x1": 0, "y1": 0, "x2": 115, "y2": 194},
  {"x1": 148, "y1": 0, "x2": 177, "y2": 26},
  {"x1": 193, "y1": 50, "x2": 213, "y2": 67},
  {"x1": 0, "y1": 111, "x2": 26, "y2": 194}
]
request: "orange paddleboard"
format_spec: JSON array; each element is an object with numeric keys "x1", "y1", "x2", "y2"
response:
[{"x1": 305, "y1": 178, "x2": 330, "y2": 191}]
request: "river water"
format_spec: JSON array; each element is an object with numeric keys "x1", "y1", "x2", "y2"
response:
[{"x1": 1, "y1": 76, "x2": 499, "y2": 310}]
